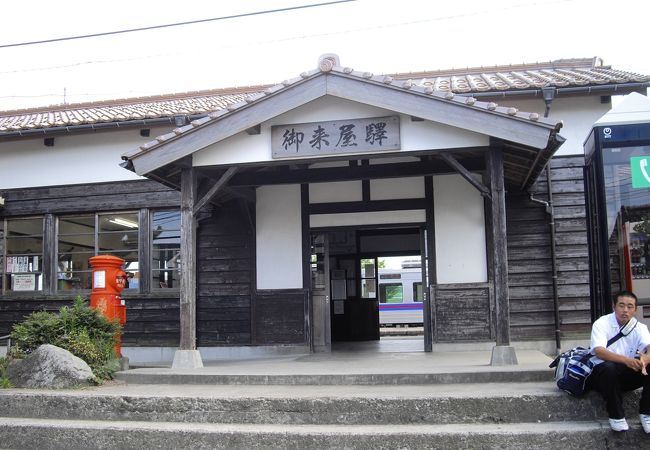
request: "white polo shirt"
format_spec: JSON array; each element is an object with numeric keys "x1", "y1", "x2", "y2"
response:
[{"x1": 590, "y1": 313, "x2": 650, "y2": 365}]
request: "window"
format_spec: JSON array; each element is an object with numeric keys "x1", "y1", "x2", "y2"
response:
[
  {"x1": 413, "y1": 282, "x2": 423, "y2": 302},
  {"x1": 380, "y1": 283, "x2": 403, "y2": 303},
  {"x1": 57, "y1": 212, "x2": 139, "y2": 292},
  {"x1": 4, "y1": 217, "x2": 44, "y2": 292},
  {"x1": 58, "y1": 215, "x2": 95, "y2": 290},
  {"x1": 0, "y1": 220, "x2": 4, "y2": 293},
  {"x1": 98, "y1": 213, "x2": 139, "y2": 287},
  {"x1": 1, "y1": 208, "x2": 180, "y2": 296},
  {"x1": 360, "y1": 258, "x2": 376, "y2": 299},
  {"x1": 151, "y1": 210, "x2": 181, "y2": 290}
]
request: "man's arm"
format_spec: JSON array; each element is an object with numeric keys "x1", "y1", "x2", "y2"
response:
[{"x1": 593, "y1": 346, "x2": 646, "y2": 372}]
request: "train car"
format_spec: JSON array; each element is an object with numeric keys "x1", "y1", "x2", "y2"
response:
[{"x1": 378, "y1": 263, "x2": 423, "y2": 326}]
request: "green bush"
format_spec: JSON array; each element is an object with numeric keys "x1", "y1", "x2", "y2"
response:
[
  {"x1": 9, "y1": 296, "x2": 122, "y2": 382},
  {"x1": 0, "y1": 357, "x2": 13, "y2": 388}
]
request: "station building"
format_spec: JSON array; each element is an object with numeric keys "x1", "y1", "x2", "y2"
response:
[{"x1": 1, "y1": 55, "x2": 648, "y2": 365}]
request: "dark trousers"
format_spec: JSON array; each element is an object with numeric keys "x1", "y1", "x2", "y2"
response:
[{"x1": 587, "y1": 361, "x2": 650, "y2": 419}]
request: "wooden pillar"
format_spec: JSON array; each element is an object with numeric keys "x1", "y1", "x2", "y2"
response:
[
  {"x1": 485, "y1": 148, "x2": 517, "y2": 364},
  {"x1": 423, "y1": 176, "x2": 436, "y2": 352},
  {"x1": 173, "y1": 167, "x2": 203, "y2": 368}
]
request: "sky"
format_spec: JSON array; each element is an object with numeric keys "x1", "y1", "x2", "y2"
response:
[{"x1": 0, "y1": 0, "x2": 649, "y2": 111}]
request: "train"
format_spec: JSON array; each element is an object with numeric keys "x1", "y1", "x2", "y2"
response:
[{"x1": 378, "y1": 261, "x2": 424, "y2": 326}]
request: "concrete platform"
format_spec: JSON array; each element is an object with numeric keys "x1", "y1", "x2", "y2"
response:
[{"x1": 115, "y1": 338, "x2": 556, "y2": 385}]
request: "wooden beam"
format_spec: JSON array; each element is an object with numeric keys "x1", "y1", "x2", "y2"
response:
[
  {"x1": 229, "y1": 158, "x2": 484, "y2": 187},
  {"x1": 485, "y1": 148, "x2": 510, "y2": 346},
  {"x1": 193, "y1": 167, "x2": 238, "y2": 215},
  {"x1": 308, "y1": 198, "x2": 427, "y2": 215},
  {"x1": 439, "y1": 152, "x2": 491, "y2": 199},
  {"x1": 326, "y1": 76, "x2": 555, "y2": 149},
  {"x1": 44, "y1": 214, "x2": 56, "y2": 294},
  {"x1": 179, "y1": 168, "x2": 197, "y2": 350}
]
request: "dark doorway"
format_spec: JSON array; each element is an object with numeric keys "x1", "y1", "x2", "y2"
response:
[{"x1": 313, "y1": 226, "x2": 428, "y2": 351}]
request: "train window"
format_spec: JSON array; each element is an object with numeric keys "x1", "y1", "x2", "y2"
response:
[
  {"x1": 380, "y1": 283, "x2": 403, "y2": 303},
  {"x1": 413, "y1": 282, "x2": 423, "y2": 302}
]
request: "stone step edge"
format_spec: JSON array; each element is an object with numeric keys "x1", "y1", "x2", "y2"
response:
[
  {"x1": 113, "y1": 370, "x2": 552, "y2": 385},
  {"x1": 3, "y1": 417, "x2": 646, "y2": 449},
  {"x1": 0, "y1": 416, "x2": 626, "y2": 434},
  {"x1": 1, "y1": 391, "x2": 641, "y2": 426}
]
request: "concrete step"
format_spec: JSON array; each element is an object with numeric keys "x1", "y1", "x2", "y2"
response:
[
  {"x1": 114, "y1": 368, "x2": 553, "y2": 385},
  {"x1": 0, "y1": 383, "x2": 641, "y2": 426},
  {"x1": 0, "y1": 417, "x2": 648, "y2": 449}
]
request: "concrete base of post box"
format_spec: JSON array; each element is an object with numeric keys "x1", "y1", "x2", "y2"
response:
[{"x1": 172, "y1": 349, "x2": 204, "y2": 369}]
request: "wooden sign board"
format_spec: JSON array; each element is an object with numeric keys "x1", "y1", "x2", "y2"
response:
[{"x1": 272, "y1": 116, "x2": 400, "y2": 159}]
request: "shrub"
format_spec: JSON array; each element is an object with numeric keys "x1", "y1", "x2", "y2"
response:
[
  {"x1": 9, "y1": 296, "x2": 122, "y2": 382},
  {"x1": 0, "y1": 357, "x2": 12, "y2": 389}
]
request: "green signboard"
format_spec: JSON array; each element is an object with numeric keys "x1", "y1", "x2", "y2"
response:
[{"x1": 630, "y1": 156, "x2": 650, "y2": 188}]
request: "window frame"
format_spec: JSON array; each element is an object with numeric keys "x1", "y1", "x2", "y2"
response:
[{"x1": 1, "y1": 216, "x2": 45, "y2": 295}]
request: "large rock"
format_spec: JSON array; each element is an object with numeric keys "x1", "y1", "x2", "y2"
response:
[{"x1": 6, "y1": 344, "x2": 94, "y2": 388}]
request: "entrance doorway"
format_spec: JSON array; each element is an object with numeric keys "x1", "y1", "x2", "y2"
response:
[{"x1": 310, "y1": 226, "x2": 429, "y2": 353}]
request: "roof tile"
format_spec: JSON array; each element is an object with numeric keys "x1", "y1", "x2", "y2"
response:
[{"x1": 1, "y1": 58, "x2": 648, "y2": 134}]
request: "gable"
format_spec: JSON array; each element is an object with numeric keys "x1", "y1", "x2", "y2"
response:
[
  {"x1": 122, "y1": 59, "x2": 565, "y2": 190},
  {"x1": 193, "y1": 96, "x2": 489, "y2": 167}
]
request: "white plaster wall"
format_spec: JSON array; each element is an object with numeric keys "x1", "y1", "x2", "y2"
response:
[
  {"x1": 256, "y1": 184, "x2": 303, "y2": 289},
  {"x1": 434, "y1": 174, "x2": 487, "y2": 283},
  {"x1": 0, "y1": 128, "x2": 169, "y2": 189},
  {"x1": 495, "y1": 96, "x2": 610, "y2": 156},
  {"x1": 310, "y1": 210, "x2": 425, "y2": 227},
  {"x1": 370, "y1": 177, "x2": 424, "y2": 200},
  {"x1": 309, "y1": 181, "x2": 362, "y2": 203},
  {"x1": 193, "y1": 96, "x2": 488, "y2": 167}
]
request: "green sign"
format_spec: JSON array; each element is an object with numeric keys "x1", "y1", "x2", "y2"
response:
[{"x1": 631, "y1": 156, "x2": 650, "y2": 188}]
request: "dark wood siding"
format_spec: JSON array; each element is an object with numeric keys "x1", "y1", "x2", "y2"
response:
[
  {"x1": 0, "y1": 179, "x2": 180, "y2": 216},
  {"x1": 254, "y1": 289, "x2": 308, "y2": 344},
  {"x1": 122, "y1": 297, "x2": 180, "y2": 346},
  {"x1": 507, "y1": 155, "x2": 591, "y2": 340},
  {"x1": 196, "y1": 201, "x2": 254, "y2": 346},
  {"x1": 434, "y1": 283, "x2": 491, "y2": 342}
]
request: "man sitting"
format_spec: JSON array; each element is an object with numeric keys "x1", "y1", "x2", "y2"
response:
[{"x1": 587, "y1": 290, "x2": 650, "y2": 432}]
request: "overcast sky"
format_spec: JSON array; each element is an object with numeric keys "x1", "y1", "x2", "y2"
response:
[{"x1": 1, "y1": 0, "x2": 648, "y2": 111}]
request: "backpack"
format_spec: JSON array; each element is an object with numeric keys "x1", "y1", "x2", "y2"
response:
[{"x1": 549, "y1": 317, "x2": 638, "y2": 397}]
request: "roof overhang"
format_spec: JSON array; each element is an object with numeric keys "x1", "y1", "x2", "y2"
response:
[{"x1": 122, "y1": 64, "x2": 564, "y2": 190}]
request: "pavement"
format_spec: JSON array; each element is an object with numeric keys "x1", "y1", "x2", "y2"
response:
[{"x1": 113, "y1": 336, "x2": 557, "y2": 385}]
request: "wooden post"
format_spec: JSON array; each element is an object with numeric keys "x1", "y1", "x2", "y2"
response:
[
  {"x1": 423, "y1": 176, "x2": 436, "y2": 352},
  {"x1": 485, "y1": 148, "x2": 517, "y2": 365},
  {"x1": 173, "y1": 167, "x2": 203, "y2": 368}
]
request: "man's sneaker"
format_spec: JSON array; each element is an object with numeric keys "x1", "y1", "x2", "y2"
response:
[
  {"x1": 609, "y1": 418, "x2": 629, "y2": 432},
  {"x1": 640, "y1": 414, "x2": 650, "y2": 434}
]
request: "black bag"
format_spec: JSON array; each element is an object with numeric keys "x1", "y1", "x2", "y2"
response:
[{"x1": 549, "y1": 317, "x2": 638, "y2": 397}]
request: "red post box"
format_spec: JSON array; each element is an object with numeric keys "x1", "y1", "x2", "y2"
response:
[{"x1": 89, "y1": 255, "x2": 127, "y2": 357}]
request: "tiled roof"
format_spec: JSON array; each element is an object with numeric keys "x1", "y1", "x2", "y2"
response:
[
  {"x1": 0, "y1": 88, "x2": 261, "y2": 133},
  {"x1": 390, "y1": 57, "x2": 650, "y2": 92},
  {"x1": 1, "y1": 57, "x2": 648, "y2": 134},
  {"x1": 123, "y1": 54, "x2": 564, "y2": 171}
]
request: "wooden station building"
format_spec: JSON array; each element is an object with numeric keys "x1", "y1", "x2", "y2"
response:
[{"x1": 1, "y1": 55, "x2": 649, "y2": 365}]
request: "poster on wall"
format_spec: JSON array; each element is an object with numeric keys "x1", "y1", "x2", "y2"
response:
[{"x1": 12, "y1": 273, "x2": 36, "y2": 291}]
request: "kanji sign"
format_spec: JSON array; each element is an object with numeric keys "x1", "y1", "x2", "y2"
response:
[{"x1": 272, "y1": 116, "x2": 400, "y2": 158}]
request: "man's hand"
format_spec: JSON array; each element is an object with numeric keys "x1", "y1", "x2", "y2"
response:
[
  {"x1": 638, "y1": 351, "x2": 650, "y2": 375},
  {"x1": 624, "y1": 356, "x2": 646, "y2": 372}
]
